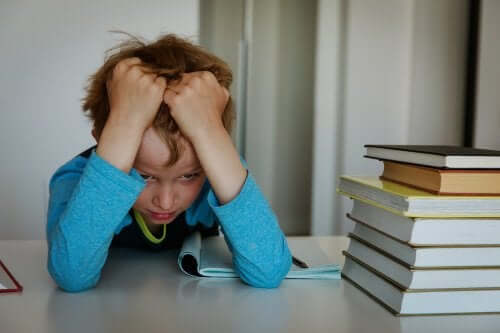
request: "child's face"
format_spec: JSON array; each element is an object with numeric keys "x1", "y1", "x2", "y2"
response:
[{"x1": 132, "y1": 127, "x2": 206, "y2": 226}]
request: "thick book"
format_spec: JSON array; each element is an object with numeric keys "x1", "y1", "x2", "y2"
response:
[
  {"x1": 350, "y1": 222, "x2": 500, "y2": 268},
  {"x1": 0, "y1": 260, "x2": 23, "y2": 293},
  {"x1": 344, "y1": 237, "x2": 500, "y2": 289},
  {"x1": 177, "y1": 232, "x2": 341, "y2": 280},
  {"x1": 342, "y1": 256, "x2": 500, "y2": 315},
  {"x1": 337, "y1": 175, "x2": 500, "y2": 217},
  {"x1": 348, "y1": 199, "x2": 500, "y2": 246},
  {"x1": 380, "y1": 161, "x2": 500, "y2": 195},
  {"x1": 364, "y1": 145, "x2": 500, "y2": 169}
]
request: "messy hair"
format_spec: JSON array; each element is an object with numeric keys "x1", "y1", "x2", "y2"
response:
[{"x1": 82, "y1": 33, "x2": 234, "y2": 166}]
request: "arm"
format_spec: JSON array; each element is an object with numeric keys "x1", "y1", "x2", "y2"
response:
[
  {"x1": 47, "y1": 152, "x2": 144, "y2": 292},
  {"x1": 206, "y1": 171, "x2": 292, "y2": 288},
  {"x1": 165, "y1": 72, "x2": 292, "y2": 287},
  {"x1": 48, "y1": 57, "x2": 166, "y2": 291}
]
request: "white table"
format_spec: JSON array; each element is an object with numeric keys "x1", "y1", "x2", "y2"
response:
[{"x1": 1, "y1": 237, "x2": 499, "y2": 333}]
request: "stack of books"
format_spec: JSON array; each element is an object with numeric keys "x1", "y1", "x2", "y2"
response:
[{"x1": 337, "y1": 145, "x2": 500, "y2": 315}]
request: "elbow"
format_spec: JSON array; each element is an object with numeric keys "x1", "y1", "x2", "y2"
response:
[
  {"x1": 236, "y1": 251, "x2": 292, "y2": 289},
  {"x1": 54, "y1": 277, "x2": 97, "y2": 293},
  {"x1": 47, "y1": 258, "x2": 99, "y2": 293}
]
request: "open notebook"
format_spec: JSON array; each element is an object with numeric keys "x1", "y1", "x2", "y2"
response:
[{"x1": 178, "y1": 232, "x2": 341, "y2": 279}]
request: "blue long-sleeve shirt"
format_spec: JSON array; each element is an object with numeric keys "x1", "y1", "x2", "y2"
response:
[{"x1": 46, "y1": 148, "x2": 291, "y2": 292}]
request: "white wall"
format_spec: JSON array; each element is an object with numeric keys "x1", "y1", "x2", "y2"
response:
[
  {"x1": 475, "y1": 0, "x2": 500, "y2": 149},
  {"x1": 311, "y1": 0, "x2": 468, "y2": 235},
  {"x1": 200, "y1": 0, "x2": 317, "y2": 235},
  {"x1": 0, "y1": 0, "x2": 199, "y2": 240},
  {"x1": 246, "y1": 0, "x2": 316, "y2": 235}
]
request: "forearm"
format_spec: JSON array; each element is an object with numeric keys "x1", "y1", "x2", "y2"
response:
[
  {"x1": 206, "y1": 173, "x2": 292, "y2": 288},
  {"x1": 191, "y1": 126, "x2": 247, "y2": 205},
  {"x1": 96, "y1": 113, "x2": 146, "y2": 173}
]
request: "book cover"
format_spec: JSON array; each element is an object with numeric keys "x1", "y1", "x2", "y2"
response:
[
  {"x1": 365, "y1": 145, "x2": 500, "y2": 156},
  {"x1": 177, "y1": 232, "x2": 341, "y2": 280}
]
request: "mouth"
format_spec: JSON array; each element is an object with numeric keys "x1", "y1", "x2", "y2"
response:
[{"x1": 148, "y1": 211, "x2": 176, "y2": 222}]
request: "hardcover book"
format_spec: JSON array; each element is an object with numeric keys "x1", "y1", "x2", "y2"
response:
[
  {"x1": 364, "y1": 145, "x2": 500, "y2": 169},
  {"x1": 337, "y1": 175, "x2": 500, "y2": 217},
  {"x1": 350, "y1": 222, "x2": 500, "y2": 268},
  {"x1": 348, "y1": 199, "x2": 500, "y2": 246},
  {"x1": 344, "y1": 237, "x2": 500, "y2": 289},
  {"x1": 380, "y1": 161, "x2": 500, "y2": 195},
  {"x1": 342, "y1": 256, "x2": 500, "y2": 315}
]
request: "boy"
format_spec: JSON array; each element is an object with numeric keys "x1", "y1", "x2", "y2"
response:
[{"x1": 46, "y1": 34, "x2": 292, "y2": 292}]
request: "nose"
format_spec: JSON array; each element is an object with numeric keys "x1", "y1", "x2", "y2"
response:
[{"x1": 152, "y1": 183, "x2": 176, "y2": 211}]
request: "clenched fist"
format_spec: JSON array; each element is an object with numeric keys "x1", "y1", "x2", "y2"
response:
[
  {"x1": 106, "y1": 57, "x2": 167, "y2": 132},
  {"x1": 163, "y1": 71, "x2": 229, "y2": 143}
]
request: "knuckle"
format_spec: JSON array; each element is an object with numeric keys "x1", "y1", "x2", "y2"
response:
[
  {"x1": 182, "y1": 86, "x2": 194, "y2": 95},
  {"x1": 201, "y1": 71, "x2": 213, "y2": 80},
  {"x1": 191, "y1": 76, "x2": 201, "y2": 85}
]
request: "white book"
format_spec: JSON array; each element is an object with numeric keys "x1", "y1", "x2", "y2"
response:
[
  {"x1": 345, "y1": 237, "x2": 500, "y2": 289},
  {"x1": 351, "y1": 222, "x2": 500, "y2": 267},
  {"x1": 349, "y1": 200, "x2": 500, "y2": 246},
  {"x1": 342, "y1": 257, "x2": 500, "y2": 315}
]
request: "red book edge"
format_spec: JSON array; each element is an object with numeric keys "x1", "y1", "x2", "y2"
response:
[{"x1": 0, "y1": 260, "x2": 23, "y2": 293}]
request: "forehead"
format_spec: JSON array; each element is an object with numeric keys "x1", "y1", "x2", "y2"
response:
[{"x1": 135, "y1": 128, "x2": 199, "y2": 170}]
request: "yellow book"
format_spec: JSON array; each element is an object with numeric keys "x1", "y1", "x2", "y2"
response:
[{"x1": 337, "y1": 176, "x2": 500, "y2": 217}]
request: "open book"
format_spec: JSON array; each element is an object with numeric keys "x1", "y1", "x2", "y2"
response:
[{"x1": 178, "y1": 232, "x2": 341, "y2": 279}]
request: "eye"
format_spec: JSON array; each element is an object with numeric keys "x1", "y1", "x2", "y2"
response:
[
  {"x1": 180, "y1": 172, "x2": 200, "y2": 181},
  {"x1": 139, "y1": 173, "x2": 156, "y2": 183}
]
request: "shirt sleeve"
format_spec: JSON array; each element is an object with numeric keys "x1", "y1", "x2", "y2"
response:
[
  {"x1": 206, "y1": 171, "x2": 292, "y2": 288},
  {"x1": 46, "y1": 151, "x2": 145, "y2": 292}
]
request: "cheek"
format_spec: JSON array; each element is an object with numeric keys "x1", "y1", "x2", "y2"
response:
[
  {"x1": 178, "y1": 178, "x2": 206, "y2": 208},
  {"x1": 133, "y1": 188, "x2": 152, "y2": 210}
]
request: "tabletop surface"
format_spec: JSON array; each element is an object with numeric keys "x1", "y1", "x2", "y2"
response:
[{"x1": 1, "y1": 237, "x2": 500, "y2": 333}]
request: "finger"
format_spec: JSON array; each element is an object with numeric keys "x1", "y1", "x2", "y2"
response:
[
  {"x1": 121, "y1": 57, "x2": 142, "y2": 67},
  {"x1": 154, "y1": 75, "x2": 167, "y2": 89},
  {"x1": 174, "y1": 73, "x2": 193, "y2": 88},
  {"x1": 128, "y1": 64, "x2": 155, "y2": 75},
  {"x1": 113, "y1": 57, "x2": 142, "y2": 74},
  {"x1": 163, "y1": 88, "x2": 177, "y2": 105},
  {"x1": 167, "y1": 84, "x2": 183, "y2": 94}
]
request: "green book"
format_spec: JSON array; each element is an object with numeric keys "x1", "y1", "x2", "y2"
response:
[{"x1": 337, "y1": 175, "x2": 500, "y2": 217}]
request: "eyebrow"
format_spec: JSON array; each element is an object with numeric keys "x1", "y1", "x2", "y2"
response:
[
  {"x1": 181, "y1": 164, "x2": 202, "y2": 172},
  {"x1": 135, "y1": 163, "x2": 202, "y2": 175}
]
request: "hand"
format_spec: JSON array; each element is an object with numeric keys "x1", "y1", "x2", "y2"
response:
[
  {"x1": 95, "y1": 58, "x2": 166, "y2": 173},
  {"x1": 164, "y1": 71, "x2": 244, "y2": 204},
  {"x1": 106, "y1": 57, "x2": 166, "y2": 132},
  {"x1": 163, "y1": 71, "x2": 229, "y2": 142}
]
